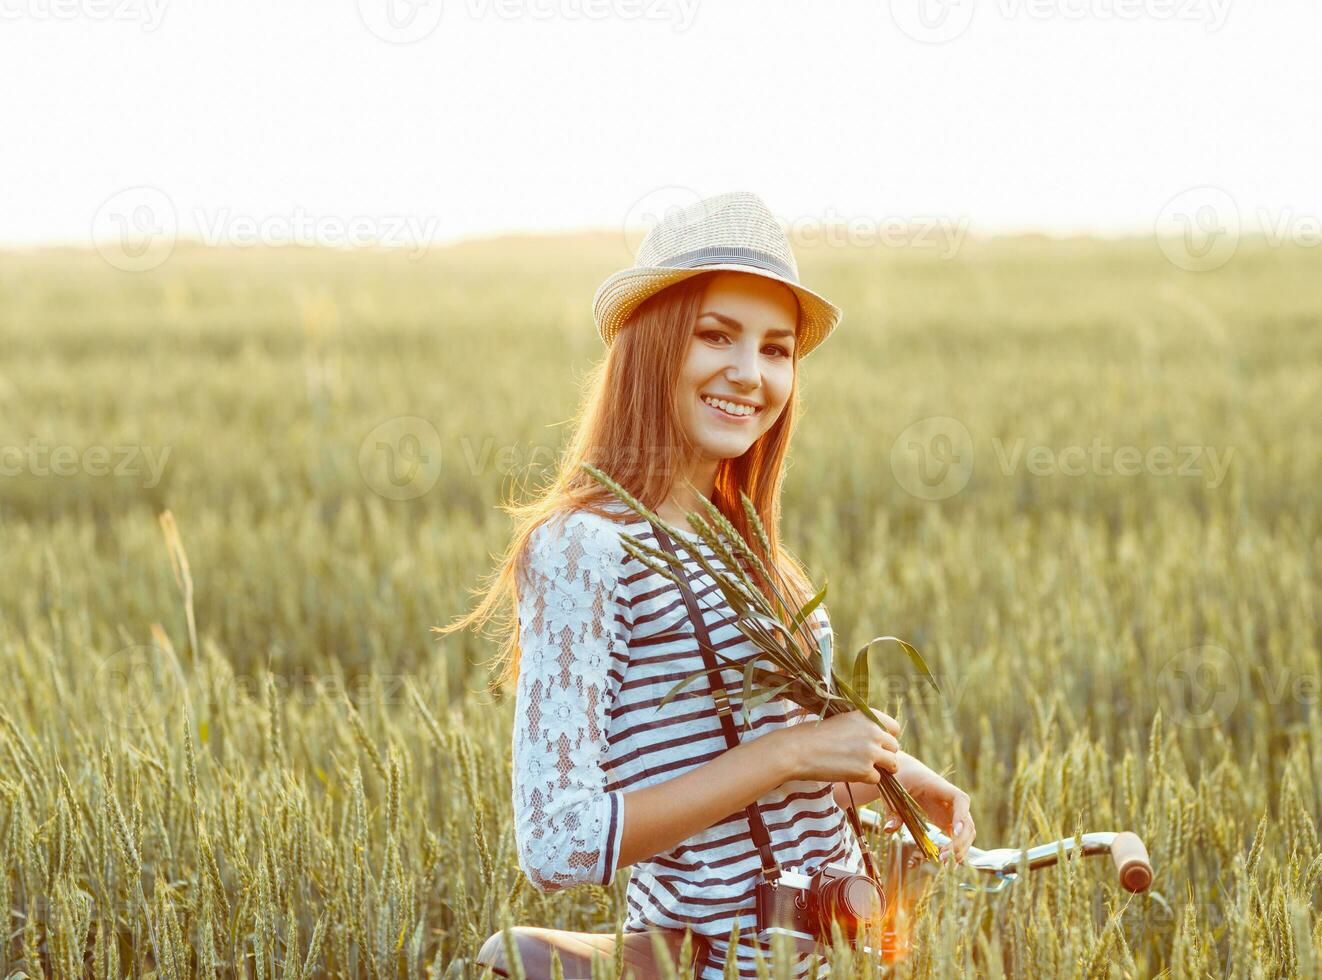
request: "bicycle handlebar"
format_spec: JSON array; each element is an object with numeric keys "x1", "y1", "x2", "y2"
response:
[{"x1": 856, "y1": 808, "x2": 1153, "y2": 893}]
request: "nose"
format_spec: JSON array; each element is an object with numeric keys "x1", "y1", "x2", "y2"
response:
[{"x1": 722, "y1": 338, "x2": 761, "y2": 390}]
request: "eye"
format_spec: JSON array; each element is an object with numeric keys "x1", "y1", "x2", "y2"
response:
[
  {"x1": 699, "y1": 329, "x2": 730, "y2": 345},
  {"x1": 698, "y1": 330, "x2": 787, "y2": 357}
]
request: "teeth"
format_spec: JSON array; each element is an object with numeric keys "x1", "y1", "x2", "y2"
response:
[{"x1": 702, "y1": 395, "x2": 756, "y2": 417}]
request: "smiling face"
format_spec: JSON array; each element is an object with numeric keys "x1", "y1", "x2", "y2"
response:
[{"x1": 673, "y1": 271, "x2": 800, "y2": 468}]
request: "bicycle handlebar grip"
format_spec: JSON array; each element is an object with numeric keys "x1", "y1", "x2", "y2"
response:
[{"x1": 1110, "y1": 832, "x2": 1153, "y2": 892}]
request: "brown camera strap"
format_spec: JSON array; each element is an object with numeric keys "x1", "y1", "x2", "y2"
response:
[{"x1": 651, "y1": 524, "x2": 782, "y2": 885}]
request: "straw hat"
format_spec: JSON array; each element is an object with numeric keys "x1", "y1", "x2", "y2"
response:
[{"x1": 593, "y1": 191, "x2": 842, "y2": 358}]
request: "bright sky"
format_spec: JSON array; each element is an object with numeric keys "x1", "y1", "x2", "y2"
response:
[{"x1": 2, "y1": 0, "x2": 1319, "y2": 249}]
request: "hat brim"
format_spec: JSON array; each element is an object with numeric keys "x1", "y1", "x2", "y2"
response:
[{"x1": 592, "y1": 263, "x2": 842, "y2": 358}]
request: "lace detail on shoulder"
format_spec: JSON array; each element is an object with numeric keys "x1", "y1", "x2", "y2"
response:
[{"x1": 512, "y1": 511, "x2": 629, "y2": 892}]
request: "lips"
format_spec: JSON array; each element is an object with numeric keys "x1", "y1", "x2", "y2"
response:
[{"x1": 701, "y1": 394, "x2": 762, "y2": 420}]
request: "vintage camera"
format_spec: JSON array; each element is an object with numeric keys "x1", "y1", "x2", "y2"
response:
[{"x1": 755, "y1": 862, "x2": 886, "y2": 955}]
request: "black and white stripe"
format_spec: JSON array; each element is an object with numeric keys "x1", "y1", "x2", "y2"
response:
[{"x1": 587, "y1": 506, "x2": 865, "y2": 978}]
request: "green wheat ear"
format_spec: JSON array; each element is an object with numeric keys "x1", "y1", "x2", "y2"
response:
[
  {"x1": 739, "y1": 490, "x2": 772, "y2": 554},
  {"x1": 580, "y1": 462, "x2": 667, "y2": 529}
]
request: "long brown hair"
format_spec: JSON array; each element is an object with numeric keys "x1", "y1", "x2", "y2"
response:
[{"x1": 435, "y1": 270, "x2": 816, "y2": 690}]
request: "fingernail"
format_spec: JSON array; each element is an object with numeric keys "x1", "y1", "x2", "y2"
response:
[{"x1": 954, "y1": 822, "x2": 963, "y2": 836}]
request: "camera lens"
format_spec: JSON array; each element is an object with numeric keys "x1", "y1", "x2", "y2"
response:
[{"x1": 817, "y1": 874, "x2": 885, "y2": 926}]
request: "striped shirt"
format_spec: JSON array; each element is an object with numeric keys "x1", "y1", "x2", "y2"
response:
[{"x1": 511, "y1": 502, "x2": 865, "y2": 978}]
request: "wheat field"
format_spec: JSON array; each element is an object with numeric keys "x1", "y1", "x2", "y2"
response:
[{"x1": 0, "y1": 231, "x2": 1318, "y2": 977}]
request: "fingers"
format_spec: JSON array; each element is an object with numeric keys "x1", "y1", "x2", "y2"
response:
[
  {"x1": 867, "y1": 725, "x2": 899, "y2": 771},
  {"x1": 871, "y1": 710, "x2": 902, "y2": 740},
  {"x1": 953, "y1": 797, "x2": 976, "y2": 861},
  {"x1": 854, "y1": 752, "x2": 898, "y2": 782},
  {"x1": 873, "y1": 751, "x2": 899, "y2": 776},
  {"x1": 827, "y1": 710, "x2": 903, "y2": 784},
  {"x1": 939, "y1": 795, "x2": 976, "y2": 863}
]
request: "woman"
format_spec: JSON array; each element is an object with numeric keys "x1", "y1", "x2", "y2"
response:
[{"x1": 442, "y1": 191, "x2": 976, "y2": 978}]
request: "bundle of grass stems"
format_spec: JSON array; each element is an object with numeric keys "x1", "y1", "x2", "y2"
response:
[{"x1": 583, "y1": 462, "x2": 942, "y2": 861}]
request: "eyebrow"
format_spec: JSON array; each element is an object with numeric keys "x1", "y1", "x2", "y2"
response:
[{"x1": 696, "y1": 311, "x2": 796, "y2": 341}]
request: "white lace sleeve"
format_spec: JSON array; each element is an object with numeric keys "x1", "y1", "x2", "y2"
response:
[{"x1": 511, "y1": 511, "x2": 628, "y2": 893}]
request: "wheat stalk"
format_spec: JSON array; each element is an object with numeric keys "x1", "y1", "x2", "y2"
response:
[{"x1": 581, "y1": 461, "x2": 942, "y2": 861}]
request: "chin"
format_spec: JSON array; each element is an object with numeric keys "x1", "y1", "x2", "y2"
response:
[{"x1": 696, "y1": 435, "x2": 758, "y2": 460}]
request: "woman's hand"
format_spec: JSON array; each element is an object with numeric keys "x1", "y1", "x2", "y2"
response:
[
  {"x1": 883, "y1": 768, "x2": 976, "y2": 864},
  {"x1": 776, "y1": 709, "x2": 901, "y2": 784}
]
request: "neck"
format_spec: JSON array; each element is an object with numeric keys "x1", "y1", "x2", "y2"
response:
[{"x1": 655, "y1": 457, "x2": 719, "y2": 525}]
